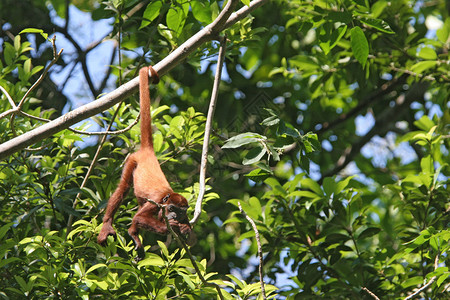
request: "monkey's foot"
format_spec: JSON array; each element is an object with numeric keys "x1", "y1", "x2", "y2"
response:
[
  {"x1": 133, "y1": 247, "x2": 146, "y2": 263},
  {"x1": 97, "y1": 223, "x2": 117, "y2": 245}
]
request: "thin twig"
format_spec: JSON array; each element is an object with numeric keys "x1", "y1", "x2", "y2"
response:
[
  {"x1": 403, "y1": 254, "x2": 439, "y2": 300},
  {"x1": 17, "y1": 36, "x2": 63, "y2": 110},
  {"x1": 362, "y1": 287, "x2": 380, "y2": 300},
  {"x1": 0, "y1": 85, "x2": 17, "y2": 108},
  {"x1": 11, "y1": 106, "x2": 140, "y2": 136},
  {"x1": 403, "y1": 277, "x2": 436, "y2": 300},
  {"x1": 0, "y1": 37, "x2": 63, "y2": 121},
  {"x1": 237, "y1": 201, "x2": 267, "y2": 299},
  {"x1": 191, "y1": 36, "x2": 227, "y2": 225},
  {"x1": 145, "y1": 198, "x2": 225, "y2": 300}
]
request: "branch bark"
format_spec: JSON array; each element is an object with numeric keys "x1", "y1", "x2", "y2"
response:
[
  {"x1": 0, "y1": 0, "x2": 268, "y2": 160},
  {"x1": 190, "y1": 36, "x2": 226, "y2": 225}
]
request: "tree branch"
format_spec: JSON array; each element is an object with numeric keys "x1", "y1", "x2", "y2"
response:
[
  {"x1": 237, "y1": 201, "x2": 267, "y2": 300},
  {"x1": 191, "y1": 36, "x2": 226, "y2": 225},
  {"x1": 362, "y1": 287, "x2": 380, "y2": 300},
  {"x1": 0, "y1": 0, "x2": 269, "y2": 160}
]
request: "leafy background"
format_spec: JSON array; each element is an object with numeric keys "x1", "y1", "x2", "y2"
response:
[{"x1": 0, "y1": 0, "x2": 449, "y2": 299}]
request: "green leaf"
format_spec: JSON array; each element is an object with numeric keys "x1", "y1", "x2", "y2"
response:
[
  {"x1": 0, "y1": 222, "x2": 13, "y2": 240},
  {"x1": 158, "y1": 24, "x2": 175, "y2": 45},
  {"x1": 288, "y1": 190, "x2": 321, "y2": 199},
  {"x1": 243, "y1": 146, "x2": 266, "y2": 165},
  {"x1": 350, "y1": 27, "x2": 369, "y2": 66},
  {"x1": 245, "y1": 169, "x2": 271, "y2": 182},
  {"x1": 261, "y1": 114, "x2": 280, "y2": 126},
  {"x1": 177, "y1": 271, "x2": 196, "y2": 290},
  {"x1": 360, "y1": 17, "x2": 395, "y2": 34},
  {"x1": 371, "y1": 0, "x2": 388, "y2": 18},
  {"x1": 323, "y1": 177, "x2": 337, "y2": 197},
  {"x1": 301, "y1": 178, "x2": 323, "y2": 195},
  {"x1": 157, "y1": 240, "x2": 169, "y2": 259},
  {"x1": 248, "y1": 197, "x2": 262, "y2": 219},
  {"x1": 326, "y1": 233, "x2": 350, "y2": 243},
  {"x1": 289, "y1": 55, "x2": 319, "y2": 71},
  {"x1": 166, "y1": 2, "x2": 189, "y2": 37},
  {"x1": 138, "y1": 254, "x2": 165, "y2": 267},
  {"x1": 437, "y1": 272, "x2": 450, "y2": 287},
  {"x1": 140, "y1": 1, "x2": 162, "y2": 29},
  {"x1": 335, "y1": 176, "x2": 355, "y2": 194},
  {"x1": 328, "y1": 11, "x2": 352, "y2": 24},
  {"x1": 4, "y1": 43, "x2": 16, "y2": 65},
  {"x1": 420, "y1": 155, "x2": 433, "y2": 176},
  {"x1": 19, "y1": 28, "x2": 48, "y2": 40},
  {"x1": 418, "y1": 47, "x2": 437, "y2": 60},
  {"x1": 414, "y1": 115, "x2": 435, "y2": 131},
  {"x1": 401, "y1": 276, "x2": 423, "y2": 288},
  {"x1": 222, "y1": 132, "x2": 264, "y2": 149},
  {"x1": 14, "y1": 35, "x2": 21, "y2": 51},
  {"x1": 86, "y1": 264, "x2": 107, "y2": 274},
  {"x1": 238, "y1": 230, "x2": 256, "y2": 242},
  {"x1": 191, "y1": 1, "x2": 212, "y2": 23},
  {"x1": 23, "y1": 59, "x2": 31, "y2": 74},
  {"x1": 320, "y1": 25, "x2": 347, "y2": 55},
  {"x1": 358, "y1": 227, "x2": 381, "y2": 239},
  {"x1": 351, "y1": 0, "x2": 367, "y2": 6},
  {"x1": 410, "y1": 61, "x2": 437, "y2": 74},
  {"x1": 436, "y1": 18, "x2": 450, "y2": 44}
]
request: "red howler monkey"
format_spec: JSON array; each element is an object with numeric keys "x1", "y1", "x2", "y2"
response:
[{"x1": 97, "y1": 66, "x2": 191, "y2": 255}]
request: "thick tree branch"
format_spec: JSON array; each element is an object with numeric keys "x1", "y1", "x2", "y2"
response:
[{"x1": 0, "y1": 0, "x2": 268, "y2": 160}]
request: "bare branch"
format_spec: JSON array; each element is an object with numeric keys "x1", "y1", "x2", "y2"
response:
[
  {"x1": 403, "y1": 254, "x2": 440, "y2": 300},
  {"x1": 362, "y1": 287, "x2": 380, "y2": 300},
  {"x1": 0, "y1": 85, "x2": 16, "y2": 108},
  {"x1": 0, "y1": 0, "x2": 269, "y2": 160},
  {"x1": 17, "y1": 36, "x2": 63, "y2": 110},
  {"x1": 237, "y1": 201, "x2": 267, "y2": 299},
  {"x1": 191, "y1": 36, "x2": 227, "y2": 225}
]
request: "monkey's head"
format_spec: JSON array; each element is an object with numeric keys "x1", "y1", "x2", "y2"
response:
[{"x1": 161, "y1": 193, "x2": 189, "y2": 223}]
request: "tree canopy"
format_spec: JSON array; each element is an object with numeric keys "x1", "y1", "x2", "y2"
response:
[{"x1": 0, "y1": 0, "x2": 449, "y2": 299}]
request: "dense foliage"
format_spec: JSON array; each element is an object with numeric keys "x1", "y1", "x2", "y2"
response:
[{"x1": 0, "y1": 0, "x2": 449, "y2": 299}]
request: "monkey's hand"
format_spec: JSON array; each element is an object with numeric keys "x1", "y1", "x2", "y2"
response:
[
  {"x1": 179, "y1": 223, "x2": 192, "y2": 235},
  {"x1": 97, "y1": 223, "x2": 117, "y2": 245},
  {"x1": 168, "y1": 218, "x2": 180, "y2": 229}
]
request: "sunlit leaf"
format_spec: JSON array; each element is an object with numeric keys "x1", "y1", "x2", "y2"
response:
[
  {"x1": 360, "y1": 17, "x2": 394, "y2": 34},
  {"x1": 351, "y1": 27, "x2": 369, "y2": 66},
  {"x1": 140, "y1": 1, "x2": 162, "y2": 29}
]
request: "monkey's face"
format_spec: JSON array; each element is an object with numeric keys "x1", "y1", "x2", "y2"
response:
[{"x1": 162, "y1": 193, "x2": 189, "y2": 222}]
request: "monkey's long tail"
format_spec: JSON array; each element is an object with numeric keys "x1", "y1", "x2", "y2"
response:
[{"x1": 139, "y1": 66, "x2": 159, "y2": 149}]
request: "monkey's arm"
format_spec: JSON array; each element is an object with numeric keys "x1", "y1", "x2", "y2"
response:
[{"x1": 97, "y1": 155, "x2": 137, "y2": 244}]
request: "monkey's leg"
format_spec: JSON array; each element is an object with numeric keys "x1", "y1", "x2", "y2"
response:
[{"x1": 98, "y1": 156, "x2": 136, "y2": 245}]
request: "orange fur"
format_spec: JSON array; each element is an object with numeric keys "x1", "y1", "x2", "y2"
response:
[{"x1": 97, "y1": 66, "x2": 191, "y2": 252}]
